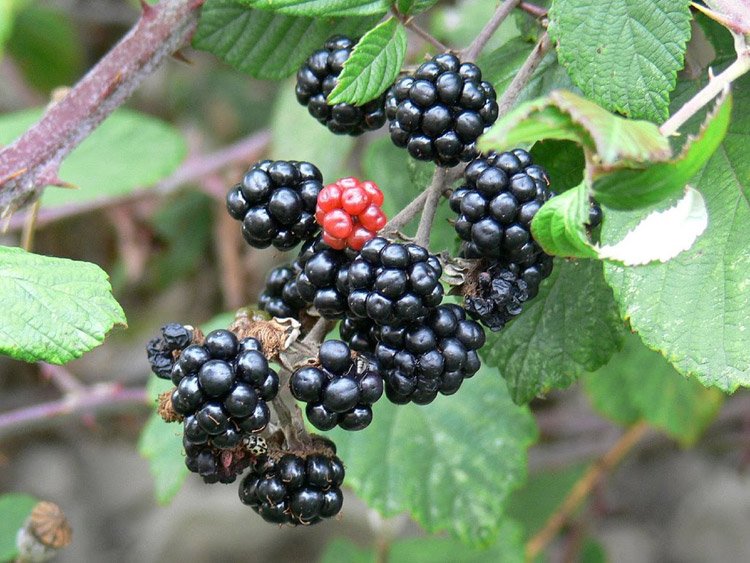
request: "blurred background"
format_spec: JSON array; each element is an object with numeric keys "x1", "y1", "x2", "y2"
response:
[{"x1": 1, "y1": 1, "x2": 750, "y2": 562}]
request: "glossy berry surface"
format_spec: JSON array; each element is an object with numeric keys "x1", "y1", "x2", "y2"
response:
[
  {"x1": 375, "y1": 304, "x2": 485, "y2": 405},
  {"x1": 385, "y1": 53, "x2": 498, "y2": 166},
  {"x1": 347, "y1": 237, "x2": 444, "y2": 327},
  {"x1": 258, "y1": 264, "x2": 308, "y2": 319},
  {"x1": 315, "y1": 177, "x2": 387, "y2": 251},
  {"x1": 184, "y1": 434, "x2": 268, "y2": 484},
  {"x1": 450, "y1": 149, "x2": 553, "y2": 263},
  {"x1": 339, "y1": 315, "x2": 380, "y2": 355},
  {"x1": 146, "y1": 323, "x2": 194, "y2": 379},
  {"x1": 296, "y1": 35, "x2": 387, "y2": 136},
  {"x1": 226, "y1": 159, "x2": 323, "y2": 250},
  {"x1": 239, "y1": 445, "x2": 345, "y2": 525},
  {"x1": 290, "y1": 339, "x2": 383, "y2": 431}
]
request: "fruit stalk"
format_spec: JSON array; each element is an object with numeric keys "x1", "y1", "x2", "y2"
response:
[
  {"x1": 463, "y1": 0, "x2": 521, "y2": 62},
  {"x1": 496, "y1": 31, "x2": 552, "y2": 117}
]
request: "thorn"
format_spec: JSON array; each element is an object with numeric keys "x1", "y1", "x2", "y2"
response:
[
  {"x1": 139, "y1": 0, "x2": 157, "y2": 18},
  {"x1": 189, "y1": 0, "x2": 206, "y2": 9},
  {"x1": 49, "y1": 178, "x2": 79, "y2": 190},
  {"x1": 171, "y1": 50, "x2": 193, "y2": 65},
  {"x1": 0, "y1": 167, "x2": 28, "y2": 185}
]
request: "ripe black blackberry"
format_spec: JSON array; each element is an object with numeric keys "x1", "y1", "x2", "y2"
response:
[
  {"x1": 170, "y1": 331, "x2": 279, "y2": 455},
  {"x1": 462, "y1": 254, "x2": 554, "y2": 331},
  {"x1": 146, "y1": 323, "x2": 194, "y2": 379},
  {"x1": 347, "y1": 237, "x2": 444, "y2": 327},
  {"x1": 258, "y1": 264, "x2": 307, "y2": 320},
  {"x1": 239, "y1": 445, "x2": 345, "y2": 525},
  {"x1": 226, "y1": 159, "x2": 323, "y2": 250},
  {"x1": 385, "y1": 53, "x2": 498, "y2": 166},
  {"x1": 296, "y1": 35, "x2": 387, "y2": 136},
  {"x1": 375, "y1": 304, "x2": 485, "y2": 405},
  {"x1": 339, "y1": 315, "x2": 380, "y2": 355},
  {"x1": 290, "y1": 340, "x2": 383, "y2": 431},
  {"x1": 450, "y1": 149, "x2": 553, "y2": 263},
  {"x1": 184, "y1": 435, "x2": 268, "y2": 484},
  {"x1": 294, "y1": 235, "x2": 355, "y2": 319},
  {"x1": 587, "y1": 198, "x2": 603, "y2": 229}
]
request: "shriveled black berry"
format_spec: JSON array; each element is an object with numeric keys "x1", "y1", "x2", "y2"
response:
[
  {"x1": 296, "y1": 35, "x2": 386, "y2": 136},
  {"x1": 146, "y1": 323, "x2": 194, "y2": 379},
  {"x1": 226, "y1": 160, "x2": 323, "y2": 250},
  {"x1": 385, "y1": 54, "x2": 498, "y2": 166}
]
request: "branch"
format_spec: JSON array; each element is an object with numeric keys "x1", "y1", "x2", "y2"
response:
[
  {"x1": 415, "y1": 167, "x2": 448, "y2": 247},
  {"x1": 519, "y1": 1, "x2": 548, "y2": 18},
  {"x1": 0, "y1": 0, "x2": 204, "y2": 218},
  {"x1": 463, "y1": 0, "x2": 521, "y2": 62},
  {"x1": 0, "y1": 385, "x2": 149, "y2": 441},
  {"x1": 496, "y1": 31, "x2": 551, "y2": 117},
  {"x1": 404, "y1": 19, "x2": 450, "y2": 53},
  {"x1": 525, "y1": 421, "x2": 650, "y2": 560}
]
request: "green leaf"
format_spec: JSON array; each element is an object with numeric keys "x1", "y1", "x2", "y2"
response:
[
  {"x1": 592, "y1": 93, "x2": 732, "y2": 209},
  {"x1": 193, "y1": 0, "x2": 379, "y2": 79},
  {"x1": 602, "y1": 74, "x2": 750, "y2": 392},
  {"x1": 327, "y1": 365, "x2": 538, "y2": 546},
  {"x1": 0, "y1": 0, "x2": 27, "y2": 60},
  {"x1": 0, "y1": 246, "x2": 126, "y2": 364},
  {"x1": 0, "y1": 108, "x2": 186, "y2": 208},
  {"x1": 529, "y1": 140, "x2": 584, "y2": 194},
  {"x1": 483, "y1": 260, "x2": 626, "y2": 404},
  {"x1": 548, "y1": 0, "x2": 692, "y2": 122},
  {"x1": 480, "y1": 90, "x2": 672, "y2": 169},
  {"x1": 138, "y1": 408, "x2": 188, "y2": 504},
  {"x1": 0, "y1": 493, "x2": 37, "y2": 561},
  {"x1": 234, "y1": 0, "x2": 388, "y2": 16},
  {"x1": 531, "y1": 183, "x2": 598, "y2": 259},
  {"x1": 395, "y1": 0, "x2": 438, "y2": 16},
  {"x1": 328, "y1": 17, "x2": 407, "y2": 106},
  {"x1": 582, "y1": 332, "x2": 724, "y2": 446}
]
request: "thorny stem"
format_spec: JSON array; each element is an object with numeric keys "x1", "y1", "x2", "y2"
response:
[
  {"x1": 463, "y1": 0, "x2": 521, "y2": 62},
  {"x1": 496, "y1": 32, "x2": 551, "y2": 117},
  {"x1": 0, "y1": 0, "x2": 204, "y2": 218},
  {"x1": 519, "y1": 1, "x2": 548, "y2": 18},
  {"x1": 525, "y1": 421, "x2": 650, "y2": 560},
  {"x1": 415, "y1": 167, "x2": 448, "y2": 248}
]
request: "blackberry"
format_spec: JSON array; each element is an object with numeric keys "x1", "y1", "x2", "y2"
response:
[
  {"x1": 587, "y1": 198, "x2": 603, "y2": 229},
  {"x1": 290, "y1": 340, "x2": 383, "y2": 431},
  {"x1": 239, "y1": 445, "x2": 345, "y2": 525},
  {"x1": 450, "y1": 149, "x2": 553, "y2": 262},
  {"x1": 339, "y1": 315, "x2": 380, "y2": 354},
  {"x1": 171, "y1": 331, "x2": 279, "y2": 459},
  {"x1": 226, "y1": 159, "x2": 323, "y2": 250},
  {"x1": 347, "y1": 237, "x2": 443, "y2": 327},
  {"x1": 385, "y1": 53, "x2": 498, "y2": 166},
  {"x1": 184, "y1": 435, "x2": 268, "y2": 484},
  {"x1": 296, "y1": 35, "x2": 387, "y2": 136},
  {"x1": 375, "y1": 304, "x2": 485, "y2": 405},
  {"x1": 294, "y1": 235, "x2": 355, "y2": 319},
  {"x1": 146, "y1": 323, "x2": 194, "y2": 379},
  {"x1": 463, "y1": 255, "x2": 554, "y2": 331},
  {"x1": 258, "y1": 264, "x2": 307, "y2": 320}
]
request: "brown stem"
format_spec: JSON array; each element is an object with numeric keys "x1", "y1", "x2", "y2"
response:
[
  {"x1": 404, "y1": 19, "x2": 450, "y2": 52},
  {"x1": 525, "y1": 421, "x2": 650, "y2": 560},
  {"x1": 496, "y1": 32, "x2": 551, "y2": 117},
  {"x1": 39, "y1": 363, "x2": 85, "y2": 394},
  {"x1": 415, "y1": 167, "x2": 448, "y2": 248},
  {"x1": 463, "y1": 0, "x2": 521, "y2": 62},
  {"x1": 0, "y1": 0, "x2": 204, "y2": 217},
  {"x1": 519, "y1": 1, "x2": 548, "y2": 18},
  {"x1": 381, "y1": 189, "x2": 431, "y2": 236}
]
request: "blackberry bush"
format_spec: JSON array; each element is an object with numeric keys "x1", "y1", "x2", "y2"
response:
[
  {"x1": 226, "y1": 159, "x2": 323, "y2": 250},
  {"x1": 296, "y1": 35, "x2": 387, "y2": 136},
  {"x1": 385, "y1": 53, "x2": 498, "y2": 166},
  {"x1": 347, "y1": 237, "x2": 444, "y2": 326},
  {"x1": 290, "y1": 340, "x2": 383, "y2": 431},
  {"x1": 375, "y1": 304, "x2": 485, "y2": 405}
]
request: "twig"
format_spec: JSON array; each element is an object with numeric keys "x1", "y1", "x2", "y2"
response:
[
  {"x1": 0, "y1": 0, "x2": 204, "y2": 217},
  {"x1": 525, "y1": 421, "x2": 650, "y2": 560},
  {"x1": 39, "y1": 363, "x2": 85, "y2": 394},
  {"x1": 415, "y1": 167, "x2": 448, "y2": 247},
  {"x1": 463, "y1": 0, "x2": 521, "y2": 62},
  {"x1": 380, "y1": 189, "x2": 431, "y2": 236},
  {"x1": 519, "y1": 1, "x2": 548, "y2": 18},
  {"x1": 0, "y1": 385, "x2": 149, "y2": 441},
  {"x1": 302, "y1": 318, "x2": 332, "y2": 346},
  {"x1": 404, "y1": 19, "x2": 450, "y2": 53},
  {"x1": 660, "y1": 33, "x2": 750, "y2": 137},
  {"x1": 497, "y1": 31, "x2": 551, "y2": 117}
]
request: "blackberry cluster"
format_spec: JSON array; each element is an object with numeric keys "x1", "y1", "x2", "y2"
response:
[
  {"x1": 339, "y1": 315, "x2": 379, "y2": 354},
  {"x1": 146, "y1": 323, "x2": 193, "y2": 379},
  {"x1": 295, "y1": 235, "x2": 354, "y2": 319},
  {"x1": 170, "y1": 331, "x2": 279, "y2": 454},
  {"x1": 184, "y1": 435, "x2": 268, "y2": 484},
  {"x1": 290, "y1": 340, "x2": 383, "y2": 431},
  {"x1": 239, "y1": 447, "x2": 345, "y2": 525},
  {"x1": 376, "y1": 304, "x2": 485, "y2": 404},
  {"x1": 385, "y1": 53, "x2": 498, "y2": 166},
  {"x1": 296, "y1": 35, "x2": 387, "y2": 136},
  {"x1": 347, "y1": 237, "x2": 444, "y2": 326},
  {"x1": 226, "y1": 159, "x2": 323, "y2": 250},
  {"x1": 258, "y1": 264, "x2": 307, "y2": 320},
  {"x1": 450, "y1": 149, "x2": 553, "y2": 262}
]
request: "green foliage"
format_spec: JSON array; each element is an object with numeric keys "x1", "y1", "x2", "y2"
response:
[
  {"x1": 531, "y1": 183, "x2": 598, "y2": 259},
  {"x1": 602, "y1": 74, "x2": 750, "y2": 392},
  {"x1": 395, "y1": 0, "x2": 438, "y2": 16},
  {"x1": 0, "y1": 493, "x2": 37, "y2": 561},
  {"x1": 0, "y1": 246, "x2": 126, "y2": 364},
  {"x1": 0, "y1": 108, "x2": 186, "y2": 208},
  {"x1": 328, "y1": 365, "x2": 538, "y2": 546},
  {"x1": 328, "y1": 17, "x2": 407, "y2": 106},
  {"x1": 193, "y1": 0, "x2": 378, "y2": 79},
  {"x1": 483, "y1": 260, "x2": 626, "y2": 404},
  {"x1": 549, "y1": 0, "x2": 692, "y2": 122},
  {"x1": 529, "y1": 140, "x2": 584, "y2": 193},
  {"x1": 583, "y1": 332, "x2": 724, "y2": 445},
  {"x1": 0, "y1": 0, "x2": 25, "y2": 59},
  {"x1": 234, "y1": 0, "x2": 389, "y2": 16}
]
